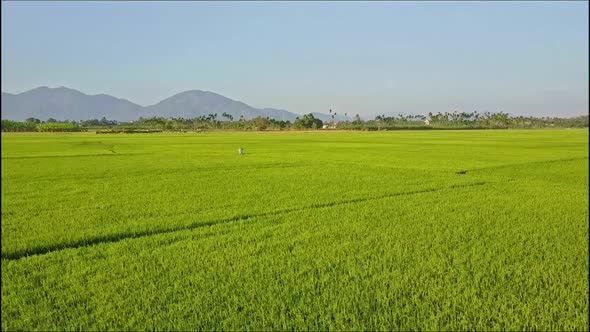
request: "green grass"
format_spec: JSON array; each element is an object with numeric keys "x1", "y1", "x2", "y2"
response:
[{"x1": 1, "y1": 130, "x2": 588, "y2": 330}]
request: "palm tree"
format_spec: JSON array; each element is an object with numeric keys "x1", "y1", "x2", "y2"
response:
[{"x1": 375, "y1": 115, "x2": 383, "y2": 131}]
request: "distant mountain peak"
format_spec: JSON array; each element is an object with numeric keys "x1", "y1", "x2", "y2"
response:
[{"x1": 26, "y1": 85, "x2": 81, "y2": 94}]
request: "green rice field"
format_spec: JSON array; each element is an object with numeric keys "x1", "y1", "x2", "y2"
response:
[{"x1": 1, "y1": 130, "x2": 588, "y2": 330}]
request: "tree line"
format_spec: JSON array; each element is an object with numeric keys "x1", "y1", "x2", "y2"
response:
[
  {"x1": 1, "y1": 112, "x2": 588, "y2": 132},
  {"x1": 337, "y1": 111, "x2": 588, "y2": 130},
  {"x1": 1, "y1": 118, "x2": 81, "y2": 132}
]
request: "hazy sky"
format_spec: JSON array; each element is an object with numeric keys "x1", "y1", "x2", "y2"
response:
[{"x1": 2, "y1": 1, "x2": 588, "y2": 117}]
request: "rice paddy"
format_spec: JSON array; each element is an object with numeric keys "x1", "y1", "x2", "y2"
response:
[{"x1": 1, "y1": 129, "x2": 588, "y2": 330}]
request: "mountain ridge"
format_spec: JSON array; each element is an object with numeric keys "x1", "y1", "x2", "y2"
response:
[{"x1": 1, "y1": 86, "x2": 346, "y2": 122}]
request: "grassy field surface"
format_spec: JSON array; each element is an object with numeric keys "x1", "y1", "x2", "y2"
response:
[{"x1": 1, "y1": 130, "x2": 588, "y2": 330}]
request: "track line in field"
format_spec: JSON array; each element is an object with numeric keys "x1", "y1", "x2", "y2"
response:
[
  {"x1": 5, "y1": 163, "x2": 305, "y2": 184},
  {"x1": 323, "y1": 156, "x2": 588, "y2": 176},
  {"x1": 459, "y1": 156, "x2": 588, "y2": 174},
  {"x1": 1, "y1": 181, "x2": 486, "y2": 261},
  {"x1": 1, "y1": 153, "x2": 150, "y2": 159}
]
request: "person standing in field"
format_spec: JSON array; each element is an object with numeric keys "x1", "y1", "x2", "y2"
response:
[{"x1": 238, "y1": 147, "x2": 243, "y2": 155}]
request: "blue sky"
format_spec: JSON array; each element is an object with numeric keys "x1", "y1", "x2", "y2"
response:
[{"x1": 2, "y1": 1, "x2": 588, "y2": 117}]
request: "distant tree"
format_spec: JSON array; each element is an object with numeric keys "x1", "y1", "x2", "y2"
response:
[
  {"x1": 1, "y1": 120, "x2": 37, "y2": 132},
  {"x1": 294, "y1": 113, "x2": 323, "y2": 129},
  {"x1": 331, "y1": 111, "x2": 337, "y2": 123},
  {"x1": 97, "y1": 116, "x2": 118, "y2": 127},
  {"x1": 25, "y1": 117, "x2": 41, "y2": 124},
  {"x1": 222, "y1": 112, "x2": 234, "y2": 122},
  {"x1": 375, "y1": 115, "x2": 384, "y2": 131},
  {"x1": 81, "y1": 119, "x2": 101, "y2": 127},
  {"x1": 250, "y1": 116, "x2": 271, "y2": 131},
  {"x1": 268, "y1": 118, "x2": 290, "y2": 130},
  {"x1": 46, "y1": 118, "x2": 57, "y2": 123}
]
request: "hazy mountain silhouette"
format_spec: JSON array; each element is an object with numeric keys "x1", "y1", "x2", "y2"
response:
[
  {"x1": 1, "y1": 87, "x2": 143, "y2": 122},
  {"x1": 1, "y1": 86, "x2": 335, "y2": 122},
  {"x1": 143, "y1": 90, "x2": 299, "y2": 121}
]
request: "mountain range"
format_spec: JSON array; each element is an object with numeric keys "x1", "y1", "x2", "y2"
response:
[{"x1": 1, "y1": 86, "x2": 348, "y2": 122}]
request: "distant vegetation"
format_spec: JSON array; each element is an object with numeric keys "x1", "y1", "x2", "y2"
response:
[
  {"x1": 1, "y1": 117, "x2": 81, "y2": 132},
  {"x1": 1, "y1": 112, "x2": 587, "y2": 132},
  {"x1": 339, "y1": 112, "x2": 589, "y2": 130},
  {"x1": 36, "y1": 122, "x2": 81, "y2": 132}
]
